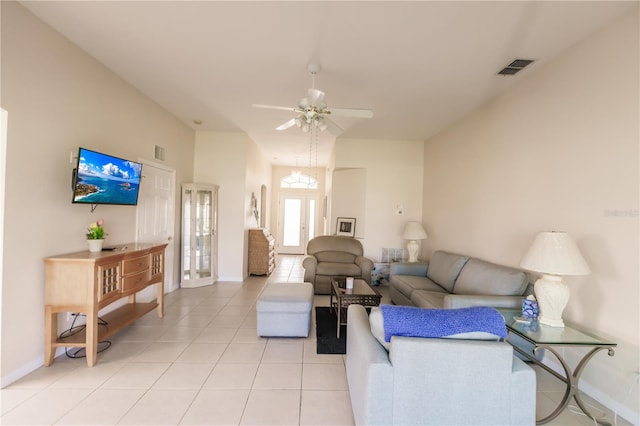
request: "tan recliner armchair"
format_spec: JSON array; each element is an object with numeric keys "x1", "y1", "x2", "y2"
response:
[{"x1": 303, "y1": 235, "x2": 374, "y2": 294}]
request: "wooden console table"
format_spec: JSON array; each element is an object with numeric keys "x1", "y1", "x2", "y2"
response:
[{"x1": 43, "y1": 243, "x2": 167, "y2": 367}]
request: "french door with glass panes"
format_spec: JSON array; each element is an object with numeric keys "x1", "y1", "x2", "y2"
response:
[{"x1": 277, "y1": 195, "x2": 317, "y2": 254}]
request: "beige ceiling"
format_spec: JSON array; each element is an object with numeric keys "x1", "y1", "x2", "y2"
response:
[{"x1": 21, "y1": 1, "x2": 636, "y2": 166}]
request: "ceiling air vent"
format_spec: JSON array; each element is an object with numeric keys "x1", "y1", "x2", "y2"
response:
[{"x1": 498, "y1": 59, "x2": 534, "y2": 76}]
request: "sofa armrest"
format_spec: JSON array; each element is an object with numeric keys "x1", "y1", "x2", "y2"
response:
[
  {"x1": 389, "y1": 262, "x2": 428, "y2": 277},
  {"x1": 355, "y1": 256, "x2": 374, "y2": 283},
  {"x1": 509, "y1": 356, "x2": 537, "y2": 425},
  {"x1": 302, "y1": 255, "x2": 317, "y2": 282},
  {"x1": 346, "y1": 305, "x2": 393, "y2": 425},
  {"x1": 443, "y1": 294, "x2": 525, "y2": 309}
]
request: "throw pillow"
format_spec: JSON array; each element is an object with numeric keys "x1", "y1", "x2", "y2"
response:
[{"x1": 369, "y1": 307, "x2": 390, "y2": 350}]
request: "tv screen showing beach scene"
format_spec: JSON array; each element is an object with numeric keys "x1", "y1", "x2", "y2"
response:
[{"x1": 72, "y1": 148, "x2": 143, "y2": 206}]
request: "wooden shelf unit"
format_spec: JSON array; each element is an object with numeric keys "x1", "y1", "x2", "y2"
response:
[
  {"x1": 248, "y1": 228, "x2": 275, "y2": 276},
  {"x1": 43, "y1": 243, "x2": 167, "y2": 366}
]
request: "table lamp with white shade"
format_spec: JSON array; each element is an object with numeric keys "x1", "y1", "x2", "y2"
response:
[
  {"x1": 403, "y1": 222, "x2": 428, "y2": 263},
  {"x1": 520, "y1": 231, "x2": 590, "y2": 327}
]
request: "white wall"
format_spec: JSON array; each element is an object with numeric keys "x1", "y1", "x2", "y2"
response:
[
  {"x1": 246, "y1": 142, "x2": 272, "y2": 231},
  {"x1": 244, "y1": 140, "x2": 272, "y2": 274},
  {"x1": 0, "y1": 2, "x2": 195, "y2": 386},
  {"x1": 422, "y1": 10, "x2": 639, "y2": 421},
  {"x1": 332, "y1": 138, "x2": 424, "y2": 261},
  {"x1": 194, "y1": 131, "x2": 272, "y2": 281},
  {"x1": 331, "y1": 168, "x2": 366, "y2": 237},
  {"x1": 194, "y1": 131, "x2": 247, "y2": 281}
]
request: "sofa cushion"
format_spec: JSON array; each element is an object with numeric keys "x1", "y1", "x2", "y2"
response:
[
  {"x1": 316, "y1": 261, "x2": 362, "y2": 277},
  {"x1": 410, "y1": 290, "x2": 448, "y2": 308},
  {"x1": 426, "y1": 251, "x2": 469, "y2": 292},
  {"x1": 380, "y1": 304, "x2": 507, "y2": 341},
  {"x1": 307, "y1": 235, "x2": 364, "y2": 256},
  {"x1": 454, "y1": 258, "x2": 528, "y2": 296},
  {"x1": 314, "y1": 251, "x2": 357, "y2": 264},
  {"x1": 390, "y1": 275, "x2": 446, "y2": 300}
]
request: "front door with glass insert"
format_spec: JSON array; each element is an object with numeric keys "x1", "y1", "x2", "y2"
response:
[{"x1": 277, "y1": 195, "x2": 316, "y2": 254}]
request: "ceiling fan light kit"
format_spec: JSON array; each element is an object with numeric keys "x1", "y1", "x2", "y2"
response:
[{"x1": 252, "y1": 63, "x2": 373, "y2": 135}]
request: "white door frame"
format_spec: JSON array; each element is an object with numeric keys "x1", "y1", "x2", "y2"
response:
[{"x1": 0, "y1": 109, "x2": 8, "y2": 377}]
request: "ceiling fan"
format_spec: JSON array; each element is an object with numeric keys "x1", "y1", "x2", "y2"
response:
[{"x1": 252, "y1": 63, "x2": 373, "y2": 135}]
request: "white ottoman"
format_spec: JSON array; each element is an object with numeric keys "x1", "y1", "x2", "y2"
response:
[{"x1": 257, "y1": 282, "x2": 314, "y2": 337}]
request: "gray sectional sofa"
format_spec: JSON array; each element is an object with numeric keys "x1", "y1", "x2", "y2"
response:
[{"x1": 389, "y1": 250, "x2": 531, "y2": 309}]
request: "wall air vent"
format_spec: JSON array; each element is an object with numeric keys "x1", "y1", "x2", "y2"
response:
[
  {"x1": 498, "y1": 59, "x2": 534, "y2": 76},
  {"x1": 153, "y1": 144, "x2": 165, "y2": 161}
]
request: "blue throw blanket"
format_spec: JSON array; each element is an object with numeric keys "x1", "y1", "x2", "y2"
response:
[{"x1": 380, "y1": 304, "x2": 507, "y2": 342}]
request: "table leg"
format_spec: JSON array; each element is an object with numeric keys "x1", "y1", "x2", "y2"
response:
[
  {"x1": 44, "y1": 307, "x2": 56, "y2": 366},
  {"x1": 336, "y1": 300, "x2": 342, "y2": 339},
  {"x1": 85, "y1": 308, "x2": 98, "y2": 367},
  {"x1": 156, "y1": 281, "x2": 164, "y2": 318},
  {"x1": 532, "y1": 345, "x2": 615, "y2": 425},
  {"x1": 330, "y1": 284, "x2": 334, "y2": 314},
  {"x1": 570, "y1": 347, "x2": 616, "y2": 426}
]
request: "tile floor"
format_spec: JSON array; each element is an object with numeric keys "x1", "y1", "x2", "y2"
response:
[{"x1": 0, "y1": 255, "x2": 631, "y2": 425}]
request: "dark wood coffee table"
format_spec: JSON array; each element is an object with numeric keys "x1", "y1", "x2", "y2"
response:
[{"x1": 330, "y1": 277, "x2": 381, "y2": 338}]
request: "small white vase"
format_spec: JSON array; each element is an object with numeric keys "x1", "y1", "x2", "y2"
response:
[{"x1": 87, "y1": 239, "x2": 104, "y2": 253}]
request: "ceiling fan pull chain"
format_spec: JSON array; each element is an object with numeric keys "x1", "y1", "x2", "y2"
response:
[
  {"x1": 314, "y1": 127, "x2": 319, "y2": 184},
  {"x1": 308, "y1": 129, "x2": 313, "y2": 186}
]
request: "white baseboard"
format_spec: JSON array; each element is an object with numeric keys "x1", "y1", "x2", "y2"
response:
[{"x1": 216, "y1": 276, "x2": 244, "y2": 282}]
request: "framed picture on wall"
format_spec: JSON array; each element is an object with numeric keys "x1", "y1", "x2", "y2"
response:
[{"x1": 336, "y1": 217, "x2": 356, "y2": 237}]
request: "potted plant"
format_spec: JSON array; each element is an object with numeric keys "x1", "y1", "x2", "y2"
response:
[{"x1": 86, "y1": 219, "x2": 106, "y2": 252}]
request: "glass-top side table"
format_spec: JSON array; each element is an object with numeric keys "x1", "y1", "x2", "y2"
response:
[{"x1": 498, "y1": 309, "x2": 617, "y2": 425}]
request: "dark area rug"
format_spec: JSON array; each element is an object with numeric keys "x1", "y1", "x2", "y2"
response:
[{"x1": 315, "y1": 306, "x2": 346, "y2": 354}]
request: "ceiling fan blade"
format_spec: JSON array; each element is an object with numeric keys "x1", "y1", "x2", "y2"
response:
[
  {"x1": 252, "y1": 103, "x2": 297, "y2": 112},
  {"x1": 276, "y1": 117, "x2": 297, "y2": 131},
  {"x1": 328, "y1": 107, "x2": 374, "y2": 119},
  {"x1": 324, "y1": 117, "x2": 344, "y2": 136},
  {"x1": 307, "y1": 88, "x2": 325, "y2": 105}
]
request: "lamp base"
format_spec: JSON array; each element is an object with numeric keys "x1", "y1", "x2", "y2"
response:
[
  {"x1": 406, "y1": 240, "x2": 419, "y2": 262},
  {"x1": 534, "y1": 274, "x2": 569, "y2": 328},
  {"x1": 538, "y1": 316, "x2": 566, "y2": 328}
]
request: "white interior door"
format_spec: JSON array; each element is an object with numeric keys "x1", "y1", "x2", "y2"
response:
[
  {"x1": 136, "y1": 161, "x2": 176, "y2": 294},
  {"x1": 277, "y1": 195, "x2": 317, "y2": 254}
]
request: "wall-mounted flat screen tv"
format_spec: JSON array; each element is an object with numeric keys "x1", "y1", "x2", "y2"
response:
[{"x1": 72, "y1": 147, "x2": 143, "y2": 206}]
